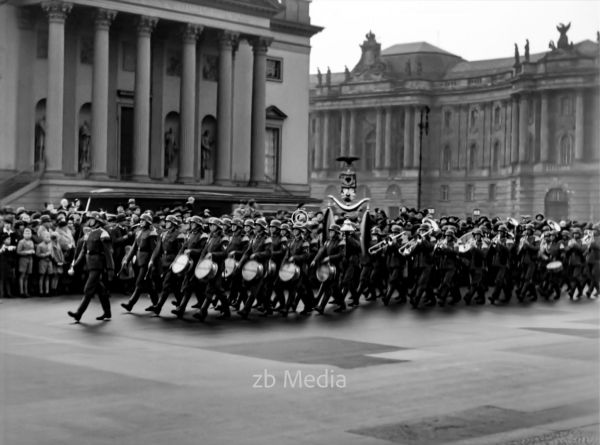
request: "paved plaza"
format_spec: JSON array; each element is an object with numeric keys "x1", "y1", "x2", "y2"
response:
[{"x1": 1, "y1": 293, "x2": 598, "y2": 445}]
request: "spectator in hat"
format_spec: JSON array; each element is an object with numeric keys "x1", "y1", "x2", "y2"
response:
[{"x1": 17, "y1": 227, "x2": 35, "y2": 297}]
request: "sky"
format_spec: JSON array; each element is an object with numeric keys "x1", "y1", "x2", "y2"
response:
[{"x1": 308, "y1": 0, "x2": 600, "y2": 74}]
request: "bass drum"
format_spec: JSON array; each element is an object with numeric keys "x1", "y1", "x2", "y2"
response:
[
  {"x1": 278, "y1": 262, "x2": 300, "y2": 282},
  {"x1": 222, "y1": 258, "x2": 238, "y2": 278},
  {"x1": 195, "y1": 258, "x2": 218, "y2": 280},
  {"x1": 171, "y1": 253, "x2": 192, "y2": 275},
  {"x1": 242, "y1": 260, "x2": 264, "y2": 282},
  {"x1": 546, "y1": 260, "x2": 563, "y2": 273},
  {"x1": 316, "y1": 263, "x2": 336, "y2": 283}
]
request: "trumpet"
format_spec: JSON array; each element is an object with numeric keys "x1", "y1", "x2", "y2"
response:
[
  {"x1": 368, "y1": 232, "x2": 405, "y2": 255},
  {"x1": 399, "y1": 237, "x2": 421, "y2": 256}
]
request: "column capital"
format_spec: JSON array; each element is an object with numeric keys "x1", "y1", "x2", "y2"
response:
[
  {"x1": 95, "y1": 9, "x2": 117, "y2": 30},
  {"x1": 182, "y1": 23, "x2": 203, "y2": 43},
  {"x1": 218, "y1": 30, "x2": 239, "y2": 49},
  {"x1": 250, "y1": 36, "x2": 273, "y2": 54},
  {"x1": 41, "y1": 1, "x2": 72, "y2": 23},
  {"x1": 137, "y1": 15, "x2": 158, "y2": 36}
]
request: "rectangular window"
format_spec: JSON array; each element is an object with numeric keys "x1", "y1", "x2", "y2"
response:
[
  {"x1": 489, "y1": 184, "x2": 496, "y2": 201},
  {"x1": 266, "y1": 57, "x2": 282, "y2": 81},
  {"x1": 466, "y1": 184, "x2": 475, "y2": 202},
  {"x1": 440, "y1": 185, "x2": 449, "y2": 202},
  {"x1": 265, "y1": 126, "x2": 280, "y2": 182}
]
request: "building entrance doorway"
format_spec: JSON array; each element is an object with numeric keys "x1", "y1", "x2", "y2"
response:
[
  {"x1": 119, "y1": 106, "x2": 134, "y2": 179},
  {"x1": 545, "y1": 188, "x2": 568, "y2": 221}
]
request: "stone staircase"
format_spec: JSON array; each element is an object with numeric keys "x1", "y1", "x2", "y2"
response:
[{"x1": 0, "y1": 171, "x2": 41, "y2": 205}]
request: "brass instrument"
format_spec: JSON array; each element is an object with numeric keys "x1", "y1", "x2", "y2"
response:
[
  {"x1": 583, "y1": 230, "x2": 595, "y2": 247},
  {"x1": 368, "y1": 232, "x2": 406, "y2": 255},
  {"x1": 422, "y1": 217, "x2": 439, "y2": 234},
  {"x1": 547, "y1": 219, "x2": 561, "y2": 232},
  {"x1": 399, "y1": 237, "x2": 420, "y2": 256}
]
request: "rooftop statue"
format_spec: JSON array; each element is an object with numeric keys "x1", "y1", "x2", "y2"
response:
[{"x1": 556, "y1": 22, "x2": 571, "y2": 49}]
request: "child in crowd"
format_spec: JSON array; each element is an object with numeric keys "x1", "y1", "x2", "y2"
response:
[
  {"x1": 36, "y1": 231, "x2": 53, "y2": 296},
  {"x1": 17, "y1": 228, "x2": 35, "y2": 297},
  {"x1": 50, "y1": 232, "x2": 65, "y2": 295}
]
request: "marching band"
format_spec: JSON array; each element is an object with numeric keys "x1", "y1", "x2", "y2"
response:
[{"x1": 64, "y1": 206, "x2": 599, "y2": 321}]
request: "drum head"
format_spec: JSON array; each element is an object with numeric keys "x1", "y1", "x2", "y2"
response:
[
  {"x1": 195, "y1": 259, "x2": 216, "y2": 280},
  {"x1": 242, "y1": 260, "x2": 263, "y2": 281},
  {"x1": 223, "y1": 258, "x2": 237, "y2": 278},
  {"x1": 171, "y1": 254, "x2": 189, "y2": 274},
  {"x1": 316, "y1": 264, "x2": 334, "y2": 282},
  {"x1": 547, "y1": 261, "x2": 563, "y2": 272},
  {"x1": 278, "y1": 263, "x2": 299, "y2": 282}
]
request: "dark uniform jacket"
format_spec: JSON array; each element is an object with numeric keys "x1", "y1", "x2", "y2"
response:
[
  {"x1": 74, "y1": 227, "x2": 114, "y2": 271},
  {"x1": 124, "y1": 227, "x2": 158, "y2": 267},
  {"x1": 150, "y1": 228, "x2": 182, "y2": 269},
  {"x1": 241, "y1": 232, "x2": 272, "y2": 266}
]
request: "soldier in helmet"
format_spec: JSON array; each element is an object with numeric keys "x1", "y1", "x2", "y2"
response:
[
  {"x1": 515, "y1": 223, "x2": 539, "y2": 302},
  {"x1": 146, "y1": 215, "x2": 184, "y2": 315},
  {"x1": 565, "y1": 227, "x2": 586, "y2": 300},
  {"x1": 356, "y1": 226, "x2": 384, "y2": 305},
  {"x1": 434, "y1": 228, "x2": 461, "y2": 306},
  {"x1": 461, "y1": 228, "x2": 489, "y2": 305},
  {"x1": 67, "y1": 212, "x2": 115, "y2": 322},
  {"x1": 339, "y1": 219, "x2": 361, "y2": 307},
  {"x1": 223, "y1": 217, "x2": 248, "y2": 310},
  {"x1": 311, "y1": 223, "x2": 345, "y2": 314},
  {"x1": 279, "y1": 222, "x2": 312, "y2": 316},
  {"x1": 584, "y1": 224, "x2": 600, "y2": 298},
  {"x1": 488, "y1": 225, "x2": 513, "y2": 304},
  {"x1": 383, "y1": 224, "x2": 408, "y2": 305},
  {"x1": 120, "y1": 213, "x2": 159, "y2": 312}
]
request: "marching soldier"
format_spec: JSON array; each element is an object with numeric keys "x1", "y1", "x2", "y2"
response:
[
  {"x1": 339, "y1": 220, "x2": 361, "y2": 308},
  {"x1": 434, "y1": 229, "x2": 461, "y2": 306},
  {"x1": 515, "y1": 223, "x2": 539, "y2": 302},
  {"x1": 311, "y1": 223, "x2": 345, "y2": 314},
  {"x1": 279, "y1": 222, "x2": 312, "y2": 316},
  {"x1": 538, "y1": 230, "x2": 563, "y2": 301},
  {"x1": 265, "y1": 219, "x2": 287, "y2": 312},
  {"x1": 565, "y1": 227, "x2": 586, "y2": 300},
  {"x1": 410, "y1": 224, "x2": 436, "y2": 309},
  {"x1": 383, "y1": 224, "x2": 408, "y2": 305},
  {"x1": 224, "y1": 217, "x2": 248, "y2": 310},
  {"x1": 584, "y1": 225, "x2": 599, "y2": 298},
  {"x1": 488, "y1": 225, "x2": 513, "y2": 305},
  {"x1": 120, "y1": 213, "x2": 159, "y2": 312},
  {"x1": 67, "y1": 212, "x2": 114, "y2": 322},
  {"x1": 146, "y1": 215, "x2": 184, "y2": 315},
  {"x1": 462, "y1": 228, "x2": 489, "y2": 305}
]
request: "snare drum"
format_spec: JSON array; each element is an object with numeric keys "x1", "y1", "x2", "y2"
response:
[
  {"x1": 278, "y1": 262, "x2": 300, "y2": 282},
  {"x1": 171, "y1": 253, "x2": 192, "y2": 275},
  {"x1": 546, "y1": 260, "x2": 563, "y2": 273},
  {"x1": 222, "y1": 258, "x2": 238, "y2": 278},
  {"x1": 316, "y1": 263, "x2": 336, "y2": 283},
  {"x1": 242, "y1": 260, "x2": 264, "y2": 281},
  {"x1": 195, "y1": 258, "x2": 218, "y2": 280}
]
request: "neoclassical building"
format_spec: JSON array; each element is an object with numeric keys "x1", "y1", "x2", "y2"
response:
[
  {"x1": 0, "y1": 0, "x2": 321, "y2": 212},
  {"x1": 309, "y1": 29, "x2": 600, "y2": 221}
]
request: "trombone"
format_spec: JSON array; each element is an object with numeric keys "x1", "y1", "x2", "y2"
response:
[{"x1": 368, "y1": 232, "x2": 406, "y2": 255}]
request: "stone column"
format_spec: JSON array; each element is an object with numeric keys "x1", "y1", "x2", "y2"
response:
[
  {"x1": 413, "y1": 107, "x2": 420, "y2": 167},
  {"x1": 91, "y1": 8, "x2": 117, "y2": 176},
  {"x1": 322, "y1": 111, "x2": 330, "y2": 169},
  {"x1": 540, "y1": 92, "x2": 549, "y2": 162},
  {"x1": 349, "y1": 109, "x2": 357, "y2": 157},
  {"x1": 384, "y1": 106, "x2": 392, "y2": 168},
  {"x1": 313, "y1": 112, "x2": 322, "y2": 170},
  {"x1": 375, "y1": 107, "x2": 383, "y2": 169},
  {"x1": 575, "y1": 89, "x2": 584, "y2": 160},
  {"x1": 518, "y1": 94, "x2": 529, "y2": 163},
  {"x1": 179, "y1": 24, "x2": 202, "y2": 180},
  {"x1": 250, "y1": 36, "x2": 271, "y2": 184},
  {"x1": 215, "y1": 31, "x2": 237, "y2": 183},
  {"x1": 510, "y1": 96, "x2": 519, "y2": 163},
  {"x1": 340, "y1": 110, "x2": 348, "y2": 157},
  {"x1": 41, "y1": 1, "x2": 72, "y2": 173},
  {"x1": 132, "y1": 15, "x2": 157, "y2": 178},
  {"x1": 403, "y1": 107, "x2": 412, "y2": 168}
]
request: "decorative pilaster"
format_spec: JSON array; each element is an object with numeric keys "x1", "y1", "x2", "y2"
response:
[
  {"x1": 403, "y1": 107, "x2": 411, "y2": 168},
  {"x1": 575, "y1": 89, "x2": 584, "y2": 160},
  {"x1": 132, "y1": 15, "x2": 158, "y2": 178},
  {"x1": 322, "y1": 111, "x2": 330, "y2": 170},
  {"x1": 249, "y1": 36, "x2": 271, "y2": 184},
  {"x1": 510, "y1": 96, "x2": 519, "y2": 163},
  {"x1": 375, "y1": 107, "x2": 383, "y2": 169},
  {"x1": 349, "y1": 109, "x2": 357, "y2": 157},
  {"x1": 41, "y1": 1, "x2": 73, "y2": 173},
  {"x1": 314, "y1": 112, "x2": 322, "y2": 170},
  {"x1": 340, "y1": 110, "x2": 348, "y2": 157},
  {"x1": 518, "y1": 94, "x2": 529, "y2": 163},
  {"x1": 384, "y1": 106, "x2": 392, "y2": 168},
  {"x1": 215, "y1": 31, "x2": 237, "y2": 183},
  {"x1": 540, "y1": 92, "x2": 549, "y2": 162},
  {"x1": 179, "y1": 24, "x2": 202, "y2": 180},
  {"x1": 91, "y1": 9, "x2": 117, "y2": 176},
  {"x1": 413, "y1": 106, "x2": 420, "y2": 168}
]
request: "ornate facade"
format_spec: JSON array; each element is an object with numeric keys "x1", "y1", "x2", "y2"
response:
[
  {"x1": 0, "y1": 0, "x2": 321, "y2": 210},
  {"x1": 309, "y1": 29, "x2": 600, "y2": 221}
]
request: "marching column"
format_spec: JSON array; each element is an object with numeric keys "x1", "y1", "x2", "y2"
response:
[
  {"x1": 91, "y1": 8, "x2": 116, "y2": 176},
  {"x1": 575, "y1": 89, "x2": 584, "y2": 160},
  {"x1": 179, "y1": 24, "x2": 202, "y2": 180},
  {"x1": 215, "y1": 31, "x2": 237, "y2": 183},
  {"x1": 133, "y1": 16, "x2": 157, "y2": 178},
  {"x1": 403, "y1": 107, "x2": 411, "y2": 168},
  {"x1": 41, "y1": 1, "x2": 72, "y2": 173},
  {"x1": 250, "y1": 36, "x2": 272, "y2": 184}
]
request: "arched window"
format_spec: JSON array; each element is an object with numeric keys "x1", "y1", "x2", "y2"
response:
[
  {"x1": 385, "y1": 184, "x2": 401, "y2": 201},
  {"x1": 363, "y1": 130, "x2": 375, "y2": 171},
  {"x1": 442, "y1": 145, "x2": 452, "y2": 172},
  {"x1": 559, "y1": 134, "x2": 573, "y2": 165},
  {"x1": 468, "y1": 143, "x2": 477, "y2": 170},
  {"x1": 492, "y1": 140, "x2": 500, "y2": 171}
]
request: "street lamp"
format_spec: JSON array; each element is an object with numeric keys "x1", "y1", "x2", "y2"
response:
[{"x1": 417, "y1": 106, "x2": 430, "y2": 210}]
